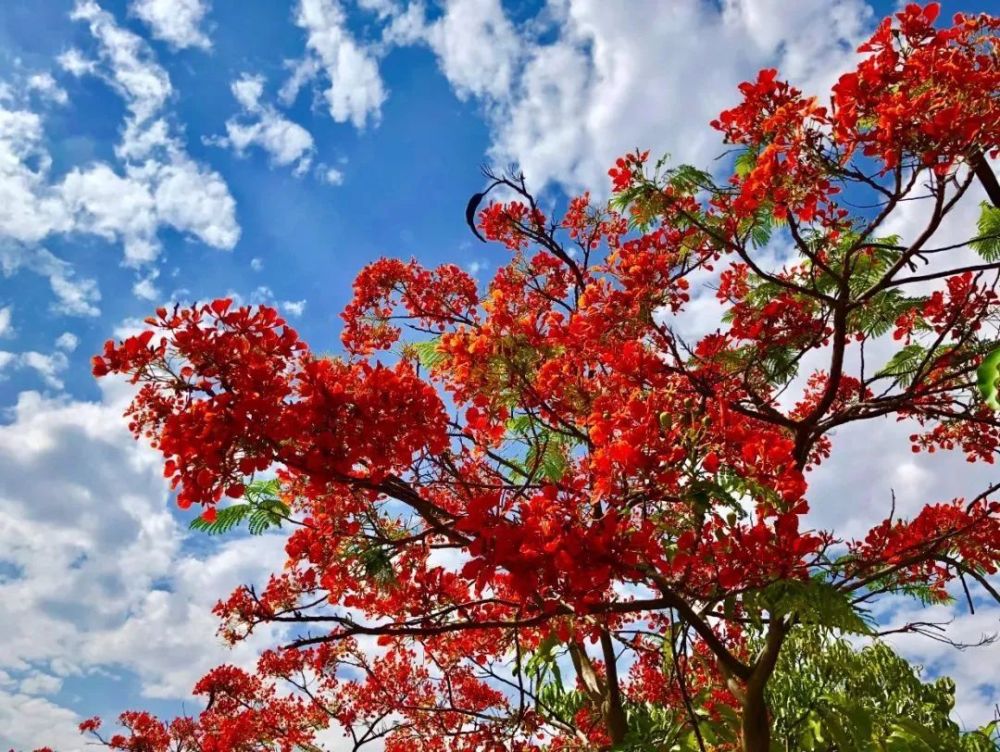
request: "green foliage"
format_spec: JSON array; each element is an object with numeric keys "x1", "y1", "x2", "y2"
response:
[
  {"x1": 767, "y1": 628, "x2": 999, "y2": 751},
  {"x1": 875, "y1": 343, "x2": 946, "y2": 387},
  {"x1": 411, "y1": 337, "x2": 447, "y2": 370},
  {"x1": 610, "y1": 154, "x2": 721, "y2": 233},
  {"x1": 506, "y1": 413, "x2": 572, "y2": 482},
  {"x1": 527, "y1": 437, "x2": 569, "y2": 482},
  {"x1": 667, "y1": 164, "x2": 714, "y2": 196},
  {"x1": 845, "y1": 240, "x2": 901, "y2": 294},
  {"x1": 851, "y1": 289, "x2": 923, "y2": 339},
  {"x1": 517, "y1": 636, "x2": 587, "y2": 732},
  {"x1": 744, "y1": 579, "x2": 874, "y2": 636},
  {"x1": 971, "y1": 202, "x2": 1000, "y2": 262},
  {"x1": 514, "y1": 625, "x2": 998, "y2": 751},
  {"x1": 978, "y1": 346, "x2": 1000, "y2": 410},
  {"x1": 343, "y1": 540, "x2": 398, "y2": 589},
  {"x1": 734, "y1": 149, "x2": 757, "y2": 178},
  {"x1": 189, "y1": 479, "x2": 289, "y2": 536}
]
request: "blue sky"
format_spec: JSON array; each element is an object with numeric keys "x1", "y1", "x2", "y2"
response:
[{"x1": 0, "y1": 1, "x2": 998, "y2": 748}]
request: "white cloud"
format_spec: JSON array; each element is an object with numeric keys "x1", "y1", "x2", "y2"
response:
[
  {"x1": 0, "y1": 384, "x2": 288, "y2": 749},
  {"x1": 425, "y1": 0, "x2": 522, "y2": 102},
  {"x1": 0, "y1": 246, "x2": 101, "y2": 317},
  {"x1": 56, "y1": 48, "x2": 98, "y2": 77},
  {"x1": 290, "y1": 0, "x2": 387, "y2": 128},
  {"x1": 82, "y1": 534, "x2": 287, "y2": 700},
  {"x1": 60, "y1": 163, "x2": 161, "y2": 264},
  {"x1": 0, "y1": 307, "x2": 12, "y2": 338},
  {"x1": 71, "y1": 1, "x2": 239, "y2": 249},
  {"x1": 376, "y1": 0, "x2": 871, "y2": 195},
  {"x1": 282, "y1": 299, "x2": 307, "y2": 317},
  {"x1": 130, "y1": 0, "x2": 212, "y2": 51},
  {"x1": 357, "y1": 0, "x2": 398, "y2": 19},
  {"x1": 0, "y1": 691, "x2": 83, "y2": 751},
  {"x1": 880, "y1": 603, "x2": 1000, "y2": 729},
  {"x1": 0, "y1": 106, "x2": 73, "y2": 245},
  {"x1": 277, "y1": 56, "x2": 321, "y2": 106},
  {"x1": 0, "y1": 1, "x2": 240, "y2": 299},
  {"x1": 18, "y1": 671, "x2": 63, "y2": 696},
  {"x1": 26, "y1": 73, "x2": 69, "y2": 105},
  {"x1": 132, "y1": 270, "x2": 160, "y2": 301},
  {"x1": 250, "y1": 257, "x2": 264, "y2": 272},
  {"x1": 0, "y1": 343, "x2": 71, "y2": 390},
  {"x1": 318, "y1": 164, "x2": 344, "y2": 185},
  {"x1": 71, "y1": 0, "x2": 174, "y2": 123},
  {"x1": 17, "y1": 350, "x2": 70, "y2": 390},
  {"x1": 232, "y1": 73, "x2": 265, "y2": 110},
  {"x1": 54, "y1": 332, "x2": 79, "y2": 352},
  {"x1": 145, "y1": 156, "x2": 239, "y2": 249},
  {"x1": 222, "y1": 286, "x2": 308, "y2": 321},
  {"x1": 212, "y1": 73, "x2": 316, "y2": 175}
]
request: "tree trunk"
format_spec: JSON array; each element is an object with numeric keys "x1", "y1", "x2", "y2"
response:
[
  {"x1": 740, "y1": 619, "x2": 787, "y2": 752},
  {"x1": 741, "y1": 680, "x2": 772, "y2": 752},
  {"x1": 599, "y1": 629, "x2": 628, "y2": 745}
]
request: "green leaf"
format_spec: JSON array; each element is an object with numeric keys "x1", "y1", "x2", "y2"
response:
[
  {"x1": 852, "y1": 289, "x2": 922, "y2": 338},
  {"x1": 189, "y1": 503, "x2": 252, "y2": 535},
  {"x1": 970, "y1": 201, "x2": 1000, "y2": 262},
  {"x1": 876, "y1": 343, "x2": 930, "y2": 386},
  {"x1": 734, "y1": 150, "x2": 756, "y2": 178},
  {"x1": 978, "y1": 346, "x2": 1000, "y2": 410},
  {"x1": 189, "y1": 479, "x2": 290, "y2": 536},
  {"x1": 667, "y1": 164, "x2": 713, "y2": 195},
  {"x1": 527, "y1": 437, "x2": 568, "y2": 482},
  {"x1": 411, "y1": 338, "x2": 447, "y2": 370},
  {"x1": 507, "y1": 415, "x2": 573, "y2": 482},
  {"x1": 749, "y1": 220, "x2": 773, "y2": 249},
  {"x1": 754, "y1": 579, "x2": 873, "y2": 636}
]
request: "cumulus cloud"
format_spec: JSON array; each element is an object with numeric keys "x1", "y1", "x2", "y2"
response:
[
  {"x1": 282, "y1": 299, "x2": 307, "y2": 317},
  {"x1": 69, "y1": 1, "x2": 239, "y2": 247},
  {"x1": 60, "y1": 163, "x2": 161, "y2": 263},
  {"x1": 17, "y1": 350, "x2": 70, "y2": 390},
  {"x1": 224, "y1": 285, "x2": 309, "y2": 319},
  {"x1": 425, "y1": 0, "x2": 522, "y2": 102},
  {"x1": 318, "y1": 164, "x2": 344, "y2": 185},
  {"x1": 56, "y1": 48, "x2": 97, "y2": 77},
  {"x1": 340, "y1": 0, "x2": 870, "y2": 195},
  {"x1": 288, "y1": 0, "x2": 387, "y2": 128},
  {"x1": 0, "y1": 384, "x2": 288, "y2": 749},
  {"x1": 0, "y1": 245, "x2": 101, "y2": 317},
  {"x1": 0, "y1": 106, "x2": 73, "y2": 245},
  {"x1": 129, "y1": 0, "x2": 212, "y2": 50},
  {"x1": 0, "y1": 306, "x2": 12, "y2": 338},
  {"x1": 70, "y1": 0, "x2": 174, "y2": 123},
  {"x1": 54, "y1": 332, "x2": 79, "y2": 352},
  {"x1": 132, "y1": 269, "x2": 161, "y2": 301},
  {"x1": 211, "y1": 73, "x2": 316, "y2": 176},
  {"x1": 0, "y1": 0, "x2": 240, "y2": 315},
  {"x1": 486, "y1": 0, "x2": 871, "y2": 194},
  {"x1": 26, "y1": 73, "x2": 69, "y2": 105},
  {"x1": 0, "y1": 691, "x2": 83, "y2": 751}
]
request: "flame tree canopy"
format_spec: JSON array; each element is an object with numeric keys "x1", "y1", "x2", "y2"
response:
[{"x1": 69, "y1": 5, "x2": 1000, "y2": 752}]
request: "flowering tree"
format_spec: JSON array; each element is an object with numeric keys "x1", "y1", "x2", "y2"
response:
[{"x1": 74, "y1": 5, "x2": 1000, "y2": 751}]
